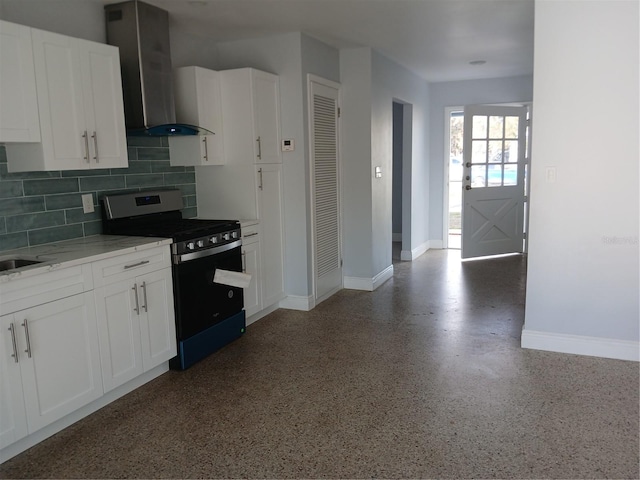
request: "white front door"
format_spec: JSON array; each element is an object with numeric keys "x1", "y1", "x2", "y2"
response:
[
  {"x1": 461, "y1": 105, "x2": 528, "y2": 259},
  {"x1": 308, "y1": 75, "x2": 342, "y2": 302}
]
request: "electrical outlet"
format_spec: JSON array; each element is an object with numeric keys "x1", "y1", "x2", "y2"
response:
[{"x1": 82, "y1": 194, "x2": 94, "y2": 214}]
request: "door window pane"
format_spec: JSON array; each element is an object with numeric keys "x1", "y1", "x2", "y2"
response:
[
  {"x1": 487, "y1": 164, "x2": 503, "y2": 187},
  {"x1": 505, "y1": 140, "x2": 518, "y2": 163},
  {"x1": 471, "y1": 140, "x2": 486, "y2": 164},
  {"x1": 488, "y1": 140, "x2": 503, "y2": 163},
  {"x1": 505, "y1": 116, "x2": 519, "y2": 139},
  {"x1": 504, "y1": 164, "x2": 518, "y2": 186},
  {"x1": 472, "y1": 116, "x2": 487, "y2": 139},
  {"x1": 471, "y1": 165, "x2": 486, "y2": 187},
  {"x1": 489, "y1": 116, "x2": 504, "y2": 139}
]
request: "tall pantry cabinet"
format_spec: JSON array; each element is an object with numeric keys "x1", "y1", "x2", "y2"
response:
[{"x1": 196, "y1": 68, "x2": 285, "y2": 315}]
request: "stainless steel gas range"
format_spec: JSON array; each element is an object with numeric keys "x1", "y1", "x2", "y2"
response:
[{"x1": 102, "y1": 189, "x2": 245, "y2": 369}]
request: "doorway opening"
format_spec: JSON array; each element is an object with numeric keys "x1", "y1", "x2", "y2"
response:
[
  {"x1": 392, "y1": 100, "x2": 413, "y2": 261},
  {"x1": 446, "y1": 109, "x2": 464, "y2": 249}
]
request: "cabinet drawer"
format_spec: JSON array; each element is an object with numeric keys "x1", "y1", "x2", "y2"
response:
[
  {"x1": 92, "y1": 247, "x2": 170, "y2": 287},
  {"x1": 0, "y1": 264, "x2": 92, "y2": 316},
  {"x1": 241, "y1": 224, "x2": 260, "y2": 245}
]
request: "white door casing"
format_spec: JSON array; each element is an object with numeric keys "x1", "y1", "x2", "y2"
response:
[
  {"x1": 462, "y1": 105, "x2": 528, "y2": 259},
  {"x1": 308, "y1": 75, "x2": 342, "y2": 302}
]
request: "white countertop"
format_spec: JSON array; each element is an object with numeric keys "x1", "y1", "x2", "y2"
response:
[{"x1": 0, "y1": 235, "x2": 172, "y2": 283}]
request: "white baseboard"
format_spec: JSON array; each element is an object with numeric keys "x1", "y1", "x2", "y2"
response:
[
  {"x1": 246, "y1": 302, "x2": 279, "y2": 325},
  {"x1": 279, "y1": 294, "x2": 315, "y2": 311},
  {"x1": 344, "y1": 265, "x2": 394, "y2": 291},
  {"x1": 392, "y1": 233, "x2": 402, "y2": 242},
  {"x1": 521, "y1": 329, "x2": 640, "y2": 362},
  {"x1": 401, "y1": 240, "x2": 430, "y2": 261},
  {"x1": 430, "y1": 239, "x2": 444, "y2": 249}
]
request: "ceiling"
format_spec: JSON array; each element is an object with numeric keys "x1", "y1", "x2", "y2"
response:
[{"x1": 105, "y1": 0, "x2": 534, "y2": 83}]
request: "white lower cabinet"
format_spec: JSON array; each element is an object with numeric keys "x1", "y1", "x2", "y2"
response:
[
  {"x1": 0, "y1": 242, "x2": 176, "y2": 461},
  {"x1": 241, "y1": 236, "x2": 261, "y2": 319},
  {"x1": 0, "y1": 292, "x2": 102, "y2": 448},
  {"x1": 94, "y1": 252, "x2": 176, "y2": 393}
]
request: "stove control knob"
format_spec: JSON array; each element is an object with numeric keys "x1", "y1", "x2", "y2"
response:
[
  {"x1": 210, "y1": 236, "x2": 218, "y2": 244},
  {"x1": 222, "y1": 233, "x2": 230, "y2": 241},
  {"x1": 186, "y1": 242, "x2": 195, "y2": 250},
  {"x1": 231, "y1": 231, "x2": 238, "y2": 239},
  {"x1": 197, "y1": 240, "x2": 204, "y2": 248}
]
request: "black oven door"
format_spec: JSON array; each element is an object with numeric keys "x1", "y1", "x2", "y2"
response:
[{"x1": 172, "y1": 245, "x2": 244, "y2": 340}]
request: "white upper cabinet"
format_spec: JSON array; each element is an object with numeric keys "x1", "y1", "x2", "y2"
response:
[
  {"x1": 5, "y1": 27, "x2": 128, "y2": 172},
  {"x1": 219, "y1": 68, "x2": 282, "y2": 164},
  {"x1": 0, "y1": 20, "x2": 40, "y2": 143},
  {"x1": 170, "y1": 66, "x2": 224, "y2": 166}
]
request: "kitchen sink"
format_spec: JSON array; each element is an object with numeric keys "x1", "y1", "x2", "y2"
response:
[{"x1": 0, "y1": 258, "x2": 44, "y2": 272}]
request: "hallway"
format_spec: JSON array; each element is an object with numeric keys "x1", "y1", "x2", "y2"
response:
[{"x1": 1, "y1": 250, "x2": 638, "y2": 479}]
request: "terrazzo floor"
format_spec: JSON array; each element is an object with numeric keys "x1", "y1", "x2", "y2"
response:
[{"x1": 1, "y1": 249, "x2": 638, "y2": 479}]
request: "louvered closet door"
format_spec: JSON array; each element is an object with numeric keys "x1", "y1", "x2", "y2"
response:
[{"x1": 309, "y1": 76, "x2": 341, "y2": 302}]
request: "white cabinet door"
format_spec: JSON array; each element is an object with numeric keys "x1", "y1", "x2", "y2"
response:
[
  {"x1": 0, "y1": 20, "x2": 40, "y2": 143},
  {"x1": 252, "y1": 70, "x2": 282, "y2": 164},
  {"x1": 18, "y1": 292, "x2": 103, "y2": 433},
  {"x1": 0, "y1": 314, "x2": 28, "y2": 449},
  {"x1": 256, "y1": 164, "x2": 285, "y2": 307},
  {"x1": 94, "y1": 281, "x2": 144, "y2": 392},
  {"x1": 5, "y1": 28, "x2": 127, "y2": 172},
  {"x1": 79, "y1": 39, "x2": 128, "y2": 169},
  {"x1": 170, "y1": 66, "x2": 224, "y2": 166},
  {"x1": 95, "y1": 263, "x2": 176, "y2": 392},
  {"x1": 170, "y1": 135, "x2": 222, "y2": 166},
  {"x1": 29, "y1": 28, "x2": 87, "y2": 170},
  {"x1": 241, "y1": 240, "x2": 261, "y2": 318},
  {"x1": 137, "y1": 268, "x2": 176, "y2": 371}
]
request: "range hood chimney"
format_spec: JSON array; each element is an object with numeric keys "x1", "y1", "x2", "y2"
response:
[{"x1": 105, "y1": 0, "x2": 211, "y2": 136}]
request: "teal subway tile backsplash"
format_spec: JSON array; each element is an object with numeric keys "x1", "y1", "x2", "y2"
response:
[
  {"x1": 0, "y1": 197, "x2": 45, "y2": 216},
  {"x1": 0, "y1": 137, "x2": 199, "y2": 252},
  {"x1": 6, "y1": 211, "x2": 65, "y2": 233},
  {"x1": 28, "y1": 224, "x2": 84, "y2": 246},
  {"x1": 23, "y1": 178, "x2": 80, "y2": 195}
]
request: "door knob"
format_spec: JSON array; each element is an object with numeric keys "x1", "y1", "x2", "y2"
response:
[{"x1": 465, "y1": 185, "x2": 472, "y2": 190}]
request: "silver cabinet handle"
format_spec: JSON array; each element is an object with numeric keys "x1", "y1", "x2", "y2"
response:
[
  {"x1": 124, "y1": 260, "x2": 149, "y2": 270},
  {"x1": 91, "y1": 131, "x2": 99, "y2": 163},
  {"x1": 8, "y1": 323, "x2": 19, "y2": 363},
  {"x1": 258, "y1": 168, "x2": 263, "y2": 190},
  {"x1": 241, "y1": 251, "x2": 246, "y2": 273},
  {"x1": 202, "y1": 136, "x2": 208, "y2": 162},
  {"x1": 21, "y1": 319, "x2": 32, "y2": 358},
  {"x1": 140, "y1": 281, "x2": 148, "y2": 313},
  {"x1": 256, "y1": 136, "x2": 262, "y2": 160},
  {"x1": 82, "y1": 131, "x2": 90, "y2": 163},
  {"x1": 244, "y1": 232, "x2": 258, "y2": 238},
  {"x1": 132, "y1": 284, "x2": 140, "y2": 315}
]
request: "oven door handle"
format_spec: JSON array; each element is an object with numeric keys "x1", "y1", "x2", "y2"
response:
[{"x1": 174, "y1": 239, "x2": 242, "y2": 264}]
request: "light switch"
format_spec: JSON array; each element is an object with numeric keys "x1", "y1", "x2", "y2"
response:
[
  {"x1": 545, "y1": 166, "x2": 557, "y2": 183},
  {"x1": 375, "y1": 166, "x2": 382, "y2": 178}
]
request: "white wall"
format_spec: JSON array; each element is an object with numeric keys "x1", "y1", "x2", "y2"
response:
[
  {"x1": 371, "y1": 51, "x2": 430, "y2": 272},
  {"x1": 522, "y1": 0, "x2": 639, "y2": 361},
  {"x1": 339, "y1": 48, "x2": 429, "y2": 281},
  {"x1": 0, "y1": 0, "x2": 105, "y2": 42},
  {"x1": 428, "y1": 75, "x2": 533, "y2": 242},
  {"x1": 339, "y1": 48, "x2": 374, "y2": 278}
]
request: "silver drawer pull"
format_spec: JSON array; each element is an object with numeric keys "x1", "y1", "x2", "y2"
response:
[
  {"x1": 91, "y1": 131, "x2": 99, "y2": 163},
  {"x1": 8, "y1": 323, "x2": 19, "y2": 363},
  {"x1": 21, "y1": 319, "x2": 32, "y2": 358},
  {"x1": 124, "y1": 260, "x2": 150, "y2": 270},
  {"x1": 244, "y1": 232, "x2": 258, "y2": 238}
]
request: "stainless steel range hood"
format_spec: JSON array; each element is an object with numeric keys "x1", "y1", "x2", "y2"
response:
[{"x1": 105, "y1": 0, "x2": 211, "y2": 136}]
